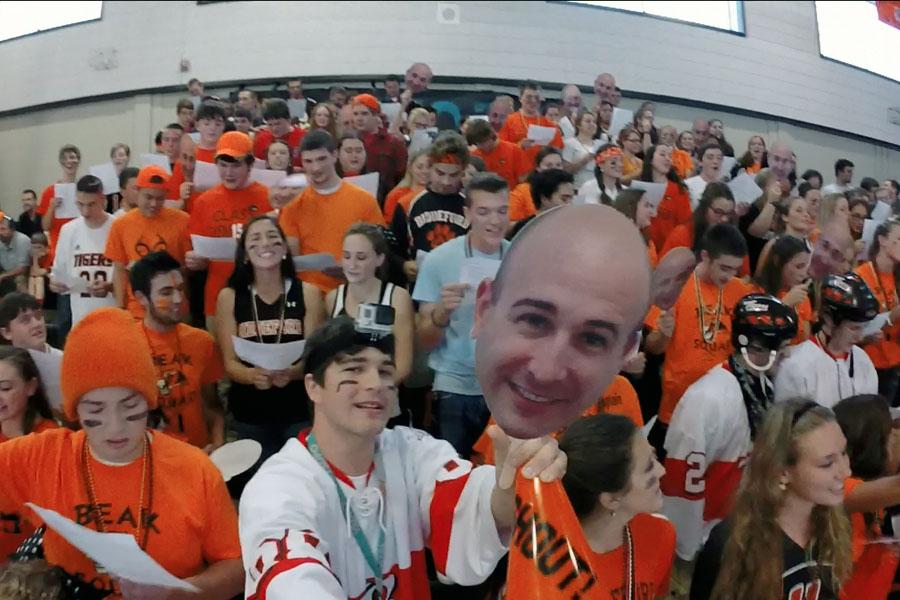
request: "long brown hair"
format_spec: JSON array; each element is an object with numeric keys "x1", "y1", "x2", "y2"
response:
[
  {"x1": 711, "y1": 400, "x2": 852, "y2": 600},
  {"x1": 0, "y1": 346, "x2": 52, "y2": 434}
]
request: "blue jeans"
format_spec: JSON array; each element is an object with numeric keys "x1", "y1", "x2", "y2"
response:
[{"x1": 433, "y1": 391, "x2": 490, "y2": 459}]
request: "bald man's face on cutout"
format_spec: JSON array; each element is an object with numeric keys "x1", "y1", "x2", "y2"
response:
[
  {"x1": 652, "y1": 247, "x2": 697, "y2": 310},
  {"x1": 473, "y1": 206, "x2": 650, "y2": 438}
]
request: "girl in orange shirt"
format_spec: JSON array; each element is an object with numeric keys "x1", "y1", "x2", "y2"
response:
[
  {"x1": 0, "y1": 347, "x2": 57, "y2": 560},
  {"x1": 560, "y1": 414, "x2": 674, "y2": 599},
  {"x1": 732, "y1": 134, "x2": 767, "y2": 178},
  {"x1": 641, "y1": 144, "x2": 692, "y2": 252},
  {"x1": 753, "y1": 235, "x2": 813, "y2": 344},
  {"x1": 834, "y1": 395, "x2": 900, "y2": 600},
  {"x1": 613, "y1": 188, "x2": 659, "y2": 266},
  {"x1": 383, "y1": 147, "x2": 430, "y2": 223},
  {"x1": 618, "y1": 125, "x2": 644, "y2": 185},
  {"x1": 855, "y1": 220, "x2": 900, "y2": 399}
]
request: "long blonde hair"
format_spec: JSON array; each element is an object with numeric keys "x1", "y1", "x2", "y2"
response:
[
  {"x1": 394, "y1": 147, "x2": 431, "y2": 190},
  {"x1": 711, "y1": 400, "x2": 852, "y2": 600}
]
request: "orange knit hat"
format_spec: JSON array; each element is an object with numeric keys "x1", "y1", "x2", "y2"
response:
[
  {"x1": 352, "y1": 93, "x2": 381, "y2": 114},
  {"x1": 61, "y1": 307, "x2": 158, "y2": 421}
]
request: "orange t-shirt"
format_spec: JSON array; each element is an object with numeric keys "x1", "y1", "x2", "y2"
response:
[
  {"x1": 661, "y1": 223, "x2": 750, "y2": 277},
  {"x1": 189, "y1": 182, "x2": 272, "y2": 316},
  {"x1": 143, "y1": 323, "x2": 224, "y2": 448},
  {"x1": 842, "y1": 477, "x2": 899, "y2": 600},
  {"x1": 671, "y1": 148, "x2": 695, "y2": 180},
  {"x1": 0, "y1": 429, "x2": 240, "y2": 597},
  {"x1": 855, "y1": 261, "x2": 900, "y2": 369},
  {"x1": 508, "y1": 182, "x2": 537, "y2": 222},
  {"x1": 586, "y1": 513, "x2": 675, "y2": 599},
  {"x1": 0, "y1": 420, "x2": 58, "y2": 559},
  {"x1": 37, "y1": 184, "x2": 75, "y2": 264},
  {"x1": 471, "y1": 376, "x2": 643, "y2": 466},
  {"x1": 498, "y1": 111, "x2": 563, "y2": 164},
  {"x1": 745, "y1": 162, "x2": 763, "y2": 175},
  {"x1": 647, "y1": 240, "x2": 659, "y2": 268},
  {"x1": 383, "y1": 185, "x2": 425, "y2": 224},
  {"x1": 648, "y1": 181, "x2": 693, "y2": 253},
  {"x1": 622, "y1": 155, "x2": 643, "y2": 181},
  {"x1": 104, "y1": 207, "x2": 191, "y2": 319},
  {"x1": 649, "y1": 274, "x2": 750, "y2": 423},
  {"x1": 279, "y1": 182, "x2": 385, "y2": 293},
  {"x1": 472, "y1": 139, "x2": 530, "y2": 190},
  {"x1": 166, "y1": 147, "x2": 216, "y2": 206}
]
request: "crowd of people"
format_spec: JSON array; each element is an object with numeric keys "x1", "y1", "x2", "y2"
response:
[{"x1": 2, "y1": 60, "x2": 900, "y2": 600}]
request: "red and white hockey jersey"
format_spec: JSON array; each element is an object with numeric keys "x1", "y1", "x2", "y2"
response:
[
  {"x1": 239, "y1": 427, "x2": 508, "y2": 599},
  {"x1": 774, "y1": 339, "x2": 877, "y2": 408},
  {"x1": 660, "y1": 363, "x2": 751, "y2": 561}
]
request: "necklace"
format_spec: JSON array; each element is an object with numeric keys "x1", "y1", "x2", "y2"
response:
[
  {"x1": 869, "y1": 261, "x2": 897, "y2": 311},
  {"x1": 250, "y1": 281, "x2": 287, "y2": 344},
  {"x1": 694, "y1": 272, "x2": 724, "y2": 344},
  {"x1": 141, "y1": 323, "x2": 183, "y2": 397},
  {"x1": 80, "y1": 434, "x2": 154, "y2": 557}
]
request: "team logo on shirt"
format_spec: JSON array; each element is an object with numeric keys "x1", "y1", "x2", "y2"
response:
[{"x1": 135, "y1": 234, "x2": 169, "y2": 257}]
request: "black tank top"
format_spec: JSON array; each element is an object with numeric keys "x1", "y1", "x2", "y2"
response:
[
  {"x1": 229, "y1": 278, "x2": 310, "y2": 425},
  {"x1": 331, "y1": 280, "x2": 395, "y2": 318}
]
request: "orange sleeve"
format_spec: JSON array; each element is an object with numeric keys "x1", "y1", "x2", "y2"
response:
[
  {"x1": 645, "y1": 304, "x2": 662, "y2": 330},
  {"x1": 278, "y1": 198, "x2": 301, "y2": 239},
  {"x1": 508, "y1": 185, "x2": 536, "y2": 222},
  {"x1": 167, "y1": 163, "x2": 185, "y2": 200},
  {"x1": 550, "y1": 128, "x2": 564, "y2": 149},
  {"x1": 363, "y1": 192, "x2": 386, "y2": 226},
  {"x1": 498, "y1": 117, "x2": 518, "y2": 144},
  {"x1": 104, "y1": 219, "x2": 128, "y2": 264},
  {"x1": 202, "y1": 333, "x2": 225, "y2": 385},
  {"x1": 513, "y1": 145, "x2": 530, "y2": 181},
  {"x1": 37, "y1": 185, "x2": 54, "y2": 216},
  {"x1": 188, "y1": 192, "x2": 211, "y2": 236},
  {"x1": 0, "y1": 431, "x2": 54, "y2": 508},
  {"x1": 198, "y1": 459, "x2": 242, "y2": 562}
]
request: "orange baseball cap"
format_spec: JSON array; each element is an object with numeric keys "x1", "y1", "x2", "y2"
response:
[
  {"x1": 215, "y1": 131, "x2": 253, "y2": 160},
  {"x1": 352, "y1": 93, "x2": 381, "y2": 114},
  {"x1": 136, "y1": 165, "x2": 170, "y2": 190}
]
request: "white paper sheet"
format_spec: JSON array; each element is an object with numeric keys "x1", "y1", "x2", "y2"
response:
[
  {"x1": 459, "y1": 256, "x2": 501, "y2": 303},
  {"x1": 627, "y1": 180, "x2": 667, "y2": 209},
  {"x1": 861, "y1": 218, "x2": 880, "y2": 258},
  {"x1": 49, "y1": 267, "x2": 88, "y2": 295},
  {"x1": 526, "y1": 125, "x2": 557, "y2": 147},
  {"x1": 409, "y1": 129, "x2": 438, "y2": 155},
  {"x1": 280, "y1": 174, "x2": 308, "y2": 188},
  {"x1": 558, "y1": 116, "x2": 576, "y2": 139},
  {"x1": 293, "y1": 253, "x2": 338, "y2": 272},
  {"x1": 718, "y1": 156, "x2": 737, "y2": 180},
  {"x1": 163, "y1": 199, "x2": 184, "y2": 210},
  {"x1": 189, "y1": 235, "x2": 237, "y2": 261},
  {"x1": 344, "y1": 172, "x2": 380, "y2": 198},
  {"x1": 209, "y1": 439, "x2": 263, "y2": 482},
  {"x1": 467, "y1": 114, "x2": 489, "y2": 122},
  {"x1": 231, "y1": 336, "x2": 306, "y2": 370},
  {"x1": 26, "y1": 503, "x2": 199, "y2": 591},
  {"x1": 53, "y1": 183, "x2": 79, "y2": 219},
  {"x1": 189, "y1": 132, "x2": 201, "y2": 143},
  {"x1": 139, "y1": 153, "x2": 172, "y2": 174},
  {"x1": 863, "y1": 312, "x2": 891, "y2": 337},
  {"x1": 27, "y1": 349, "x2": 63, "y2": 411},
  {"x1": 872, "y1": 201, "x2": 893, "y2": 222},
  {"x1": 193, "y1": 161, "x2": 220, "y2": 191},
  {"x1": 416, "y1": 249, "x2": 429, "y2": 272},
  {"x1": 89, "y1": 163, "x2": 121, "y2": 196},
  {"x1": 608, "y1": 107, "x2": 632, "y2": 140},
  {"x1": 727, "y1": 172, "x2": 764, "y2": 205},
  {"x1": 254, "y1": 158, "x2": 267, "y2": 170},
  {"x1": 251, "y1": 168, "x2": 287, "y2": 188},
  {"x1": 381, "y1": 102, "x2": 402, "y2": 123}
]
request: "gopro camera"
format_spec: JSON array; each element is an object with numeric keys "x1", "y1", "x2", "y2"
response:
[{"x1": 355, "y1": 304, "x2": 395, "y2": 340}]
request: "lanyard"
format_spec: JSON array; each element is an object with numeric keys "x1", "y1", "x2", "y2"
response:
[
  {"x1": 465, "y1": 234, "x2": 504, "y2": 260},
  {"x1": 307, "y1": 433, "x2": 386, "y2": 599}
]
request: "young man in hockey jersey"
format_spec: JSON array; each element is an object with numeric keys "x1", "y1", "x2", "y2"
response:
[
  {"x1": 775, "y1": 272, "x2": 880, "y2": 407},
  {"x1": 660, "y1": 293, "x2": 798, "y2": 565},
  {"x1": 238, "y1": 313, "x2": 566, "y2": 600}
]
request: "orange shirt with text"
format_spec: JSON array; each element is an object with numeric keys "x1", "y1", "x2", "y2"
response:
[
  {"x1": 508, "y1": 182, "x2": 537, "y2": 222},
  {"x1": 189, "y1": 182, "x2": 272, "y2": 316},
  {"x1": 498, "y1": 112, "x2": 563, "y2": 164},
  {"x1": 0, "y1": 420, "x2": 58, "y2": 559},
  {"x1": 472, "y1": 140, "x2": 530, "y2": 190},
  {"x1": 650, "y1": 274, "x2": 750, "y2": 423},
  {"x1": 279, "y1": 182, "x2": 385, "y2": 293},
  {"x1": 855, "y1": 261, "x2": 900, "y2": 368},
  {"x1": 104, "y1": 208, "x2": 191, "y2": 319},
  {"x1": 0, "y1": 429, "x2": 240, "y2": 598},
  {"x1": 144, "y1": 323, "x2": 224, "y2": 448}
]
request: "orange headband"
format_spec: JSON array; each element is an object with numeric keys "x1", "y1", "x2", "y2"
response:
[
  {"x1": 596, "y1": 146, "x2": 622, "y2": 166},
  {"x1": 433, "y1": 153, "x2": 462, "y2": 165}
]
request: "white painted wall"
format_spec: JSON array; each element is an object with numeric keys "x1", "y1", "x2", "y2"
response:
[{"x1": 2, "y1": 0, "x2": 899, "y2": 213}]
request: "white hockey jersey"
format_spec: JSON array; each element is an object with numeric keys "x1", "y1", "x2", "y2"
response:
[
  {"x1": 660, "y1": 364, "x2": 752, "y2": 561},
  {"x1": 239, "y1": 427, "x2": 508, "y2": 600},
  {"x1": 51, "y1": 216, "x2": 116, "y2": 325},
  {"x1": 774, "y1": 339, "x2": 877, "y2": 408}
]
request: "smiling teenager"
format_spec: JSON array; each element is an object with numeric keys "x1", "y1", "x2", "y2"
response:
[{"x1": 0, "y1": 307, "x2": 243, "y2": 599}]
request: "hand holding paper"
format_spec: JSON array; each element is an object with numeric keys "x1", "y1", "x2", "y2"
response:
[
  {"x1": 232, "y1": 336, "x2": 306, "y2": 370},
  {"x1": 526, "y1": 125, "x2": 557, "y2": 147},
  {"x1": 628, "y1": 180, "x2": 667, "y2": 209},
  {"x1": 190, "y1": 235, "x2": 237, "y2": 261},
  {"x1": 193, "y1": 161, "x2": 220, "y2": 191},
  {"x1": 727, "y1": 173, "x2": 764, "y2": 205},
  {"x1": 139, "y1": 153, "x2": 172, "y2": 174},
  {"x1": 53, "y1": 183, "x2": 79, "y2": 219},
  {"x1": 89, "y1": 163, "x2": 121, "y2": 196}
]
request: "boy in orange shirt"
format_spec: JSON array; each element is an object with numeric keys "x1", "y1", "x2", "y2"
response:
[
  {"x1": 131, "y1": 251, "x2": 225, "y2": 450},
  {"x1": 278, "y1": 130, "x2": 385, "y2": 293},
  {"x1": 466, "y1": 119, "x2": 530, "y2": 190},
  {"x1": 0, "y1": 307, "x2": 243, "y2": 598},
  {"x1": 645, "y1": 223, "x2": 750, "y2": 456},
  {"x1": 167, "y1": 101, "x2": 226, "y2": 208},
  {"x1": 507, "y1": 147, "x2": 564, "y2": 223},
  {"x1": 104, "y1": 165, "x2": 191, "y2": 319},
  {"x1": 186, "y1": 131, "x2": 272, "y2": 329},
  {"x1": 498, "y1": 80, "x2": 563, "y2": 164}
]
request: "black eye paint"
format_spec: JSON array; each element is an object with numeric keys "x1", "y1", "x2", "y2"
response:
[
  {"x1": 336, "y1": 379, "x2": 359, "y2": 391},
  {"x1": 125, "y1": 410, "x2": 149, "y2": 423},
  {"x1": 82, "y1": 419, "x2": 102, "y2": 428}
]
